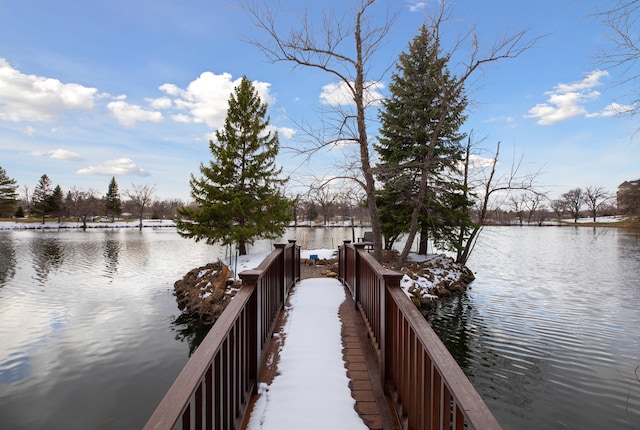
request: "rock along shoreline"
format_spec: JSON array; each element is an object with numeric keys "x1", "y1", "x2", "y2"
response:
[{"x1": 173, "y1": 252, "x2": 474, "y2": 322}]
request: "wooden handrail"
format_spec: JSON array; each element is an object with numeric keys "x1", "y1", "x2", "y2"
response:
[
  {"x1": 145, "y1": 241, "x2": 300, "y2": 430},
  {"x1": 339, "y1": 242, "x2": 502, "y2": 430}
]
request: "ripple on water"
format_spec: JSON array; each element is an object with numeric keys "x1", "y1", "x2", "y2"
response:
[{"x1": 428, "y1": 227, "x2": 640, "y2": 430}]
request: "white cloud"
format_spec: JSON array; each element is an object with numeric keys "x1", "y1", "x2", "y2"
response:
[
  {"x1": 107, "y1": 99, "x2": 164, "y2": 127},
  {"x1": 598, "y1": 102, "x2": 635, "y2": 117},
  {"x1": 526, "y1": 70, "x2": 612, "y2": 125},
  {"x1": 485, "y1": 116, "x2": 515, "y2": 124},
  {"x1": 159, "y1": 72, "x2": 275, "y2": 129},
  {"x1": 263, "y1": 125, "x2": 297, "y2": 140},
  {"x1": 0, "y1": 57, "x2": 97, "y2": 122},
  {"x1": 319, "y1": 81, "x2": 385, "y2": 107},
  {"x1": 0, "y1": 59, "x2": 279, "y2": 133},
  {"x1": 171, "y1": 113, "x2": 192, "y2": 123},
  {"x1": 146, "y1": 96, "x2": 173, "y2": 109},
  {"x1": 468, "y1": 154, "x2": 495, "y2": 169},
  {"x1": 49, "y1": 149, "x2": 83, "y2": 161},
  {"x1": 278, "y1": 127, "x2": 296, "y2": 139},
  {"x1": 29, "y1": 148, "x2": 83, "y2": 161},
  {"x1": 76, "y1": 157, "x2": 149, "y2": 176},
  {"x1": 408, "y1": 1, "x2": 427, "y2": 12}
]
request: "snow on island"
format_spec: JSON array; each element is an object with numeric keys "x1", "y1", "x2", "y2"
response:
[
  {"x1": 173, "y1": 249, "x2": 474, "y2": 321},
  {"x1": 398, "y1": 253, "x2": 475, "y2": 311}
]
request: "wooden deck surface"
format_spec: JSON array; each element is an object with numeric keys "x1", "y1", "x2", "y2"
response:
[{"x1": 242, "y1": 265, "x2": 399, "y2": 429}]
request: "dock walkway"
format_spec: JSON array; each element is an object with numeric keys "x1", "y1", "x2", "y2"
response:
[{"x1": 243, "y1": 272, "x2": 398, "y2": 430}]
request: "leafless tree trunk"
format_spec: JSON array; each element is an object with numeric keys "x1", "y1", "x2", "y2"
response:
[
  {"x1": 20, "y1": 185, "x2": 30, "y2": 215},
  {"x1": 393, "y1": 4, "x2": 539, "y2": 269},
  {"x1": 243, "y1": 0, "x2": 398, "y2": 260},
  {"x1": 584, "y1": 185, "x2": 611, "y2": 222},
  {"x1": 310, "y1": 181, "x2": 337, "y2": 226},
  {"x1": 125, "y1": 184, "x2": 156, "y2": 230},
  {"x1": 524, "y1": 192, "x2": 546, "y2": 224},
  {"x1": 456, "y1": 140, "x2": 544, "y2": 265},
  {"x1": 596, "y1": 0, "x2": 640, "y2": 118},
  {"x1": 561, "y1": 188, "x2": 584, "y2": 224}
]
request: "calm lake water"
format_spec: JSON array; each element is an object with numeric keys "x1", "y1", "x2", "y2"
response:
[
  {"x1": 0, "y1": 226, "x2": 365, "y2": 429},
  {"x1": 0, "y1": 226, "x2": 638, "y2": 429},
  {"x1": 428, "y1": 226, "x2": 640, "y2": 429}
]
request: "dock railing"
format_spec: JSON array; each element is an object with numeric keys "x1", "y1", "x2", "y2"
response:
[
  {"x1": 144, "y1": 241, "x2": 300, "y2": 430},
  {"x1": 339, "y1": 241, "x2": 502, "y2": 430}
]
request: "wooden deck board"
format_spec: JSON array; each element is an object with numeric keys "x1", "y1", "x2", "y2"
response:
[{"x1": 242, "y1": 277, "x2": 399, "y2": 430}]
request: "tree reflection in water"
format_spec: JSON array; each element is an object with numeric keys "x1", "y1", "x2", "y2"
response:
[
  {"x1": 170, "y1": 311, "x2": 214, "y2": 357},
  {"x1": 424, "y1": 294, "x2": 473, "y2": 372},
  {"x1": 102, "y1": 232, "x2": 121, "y2": 278},
  {"x1": 0, "y1": 234, "x2": 16, "y2": 287},
  {"x1": 30, "y1": 235, "x2": 65, "y2": 284}
]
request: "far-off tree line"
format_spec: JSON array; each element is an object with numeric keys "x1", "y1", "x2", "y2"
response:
[
  {"x1": 1, "y1": 1, "x2": 639, "y2": 267},
  {"x1": 0, "y1": 169, "x2": 170, "y2": 230},
  {"x1": 0, "y1": 164, "x2": 632, "y2": 228}
]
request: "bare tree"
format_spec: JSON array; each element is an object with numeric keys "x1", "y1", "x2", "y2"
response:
[
  {"x1": 455, "y1": 140, "x2": 544, "y2": 265},
  {"x1": 66, "y1": 187, "x2": 101, "y2": 230},
  {"x1": 560, "y1": 188, "x2": 584, "y2": 224},
  {"x1": 584, "y1": 185, "x2": 612, "y2": 222},
  {"x1": 309, "y1": 181, "x2": 338, "y2": 226},
  {"x1": 597, "y1": 0, "x2": 640, "y2": 118},
  {"x1": 245, "y1": 0, "x2": 538, "y2": 266},
  {"x1": 125, "y1": 184, "x2": 156, "y2": 230},
  {"x1": 550, "y1": 198, "x2": 567, "y2": 223},
  {"x1": 243, "y1": 0, "x2": 398, "y2": 260},
  {"x1": 522, "y1": 191, "x2": 546, "y2": 224},
  {"x1": 508, "y1": 193, "x2": 526, "y2": 225},
  {"x1": 20, "y1": 185, "x2": 30, "y2": 215},
  {"x1": 392, "y1": 6, "x2": 539, "y2": 269}
]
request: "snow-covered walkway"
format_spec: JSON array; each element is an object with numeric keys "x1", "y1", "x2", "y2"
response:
[{"x1": 246, "y1": 278, "x2": 368, "y2": 430}]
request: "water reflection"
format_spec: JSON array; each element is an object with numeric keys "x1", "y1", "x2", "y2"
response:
[
  {"x1": 170, "y1": 312, "x2": 213, "y2": 357},
  {"x1": 429, "y1": 226, "x2": 640, "y2": 429},
  {"x1": 0, "y1": 233, "x2": 16, "y2": 287},
  {"x1": 425, "y1": 294, "x2": 473, "y2": 371},
  {"x1": 103, "y1": 231, "x2": 121, "y2": 278},
  {"x1": 30, "y1": 234, "x2": 65, "y2": 284}
]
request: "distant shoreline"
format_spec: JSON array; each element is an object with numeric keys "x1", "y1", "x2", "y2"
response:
[
  {"x1": 0, "y1": 220, "x2": 372, "y2": 231},
  {"x1": 0, "y1": 216, "x2": 632, "y2": 231},
  {"x1": 0, "y1": 219, "x2": 177, "y2": 230}
]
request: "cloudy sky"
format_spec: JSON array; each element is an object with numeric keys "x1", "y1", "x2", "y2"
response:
[{"x1": 1, "y1": 0, "x2": 638, "y2": 202}]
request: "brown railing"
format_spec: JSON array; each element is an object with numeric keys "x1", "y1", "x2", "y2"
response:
[
  {"x1": 339, "y1": 242, "x2": 502, "y2": 430},
  {"x1": 145, "y1": 241, "x2": 300, "y2": 430}
]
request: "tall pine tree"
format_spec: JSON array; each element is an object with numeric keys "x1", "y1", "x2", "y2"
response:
[
  {"x1": 32, "y1": 174, "x2": 54, "y2": 224},
  {"x1": 50, "y1": 185, "x2": 64, "y2": 222},
  {"x1": 0, "y1": 166, "x2": 18, "y2": 217},
  {"x1": 376, "y1": 24, "x2": 472, "y2": 258},
  {"x1": 176, "y1": 76, "x2": 292, "y2": 255},
  {"x1": 105, "y1": 177, "x2": 122, "y2": 222}
]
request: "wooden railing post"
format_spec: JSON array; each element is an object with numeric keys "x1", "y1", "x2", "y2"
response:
[
  {"x1": 239, "y1": 270, "x2": 261, "y2": 395},
  {"x1": 288, "y1": 240, "x2": 300, "y2": 284},
  {"x1": 338, "y1": 246, "x2": 502, "y2": 429},
  {"x1": 381, "y1": 270, "x2": 403, "y2": 394},
  {"x1": 274, "y1": 243, "x2": 287, "y2": 305},
  {"x1": 353, "y1": 243, "x2": 366, "y2": 305}
]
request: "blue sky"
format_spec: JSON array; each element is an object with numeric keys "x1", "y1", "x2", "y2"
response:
[{"x1": 1, "y1": 0, "x2": 638, "y2": 203}]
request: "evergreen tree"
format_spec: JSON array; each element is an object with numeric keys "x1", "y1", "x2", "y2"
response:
[
  {"x1": 105, "y1": 177, "x2": 122, "y2": 221},
  {"x1": 51, "y1": 185, "x2": 64, "y2": 222},
  {"x1": 176, "y1": 76, "x2": 292, "y2": 255},
  {"x1": 0, "y1": 166, "x2": 18, "y2": 217},
  {"x1": 32, "y1": 174, "x2": 54, "y2": 223},
  {"x1": 376, "y1": 24, "x2": 472, "y2": 256}
]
